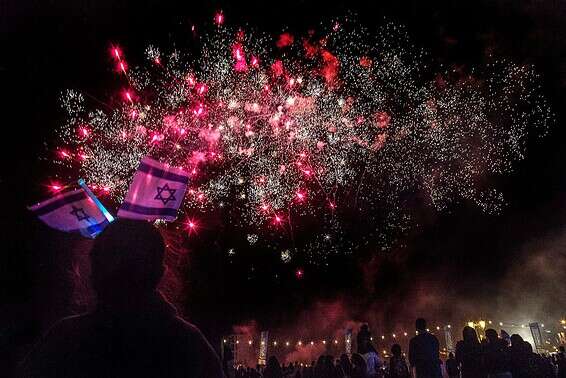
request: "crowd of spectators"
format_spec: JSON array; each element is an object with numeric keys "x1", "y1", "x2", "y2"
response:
[
  {"x1": 14, "y1": 221, "x2": 566, "y2": 378},
  {"x1": 230, "y1": 319, "x2": 566, "y2": 378}
]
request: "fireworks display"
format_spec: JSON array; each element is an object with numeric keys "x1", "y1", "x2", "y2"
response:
[{"x1": 50, "y1": 14, "x2": 551, "y2": 260}]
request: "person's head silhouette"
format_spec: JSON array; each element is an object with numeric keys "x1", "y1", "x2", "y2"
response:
[
  {"x1": 391, "y1": 343, "x2": 402, "y2": 356},
  {"x1": 485, "y1": 328, "x2": 498, "y2": 342},
  {"x1": 415, "y1": 318, "x2": 427, "y2": 332},
  {"x1": 91, "y1": 220, "x2": 165, "y2": 304},
  {"x1": 463, "y1": 326, "x2": 479, "y2": 344},
  {"x1": 510, "y1": 333, "x2": 524, "y2": 348}
]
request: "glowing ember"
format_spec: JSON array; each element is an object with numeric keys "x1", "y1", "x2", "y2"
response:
[
  {"x1": 185, "y1": 218, "x2": 198, "y2": 235},
  {"x1": 214, "y1": 11, "x2": 224, "y2": 25},
  {"x1": 49, "y1": 183, "x2": 63, "y2": 192}
]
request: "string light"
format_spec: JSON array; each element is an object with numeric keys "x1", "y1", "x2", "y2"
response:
[{"x1": 227, "y1": 318, "x2": 564, "y2": 352}]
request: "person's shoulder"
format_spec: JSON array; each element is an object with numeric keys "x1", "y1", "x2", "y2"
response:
[
  {"x1": 170, "y1": 315, "x2": 216, "y2": 349},
  {"x1": 170, "y1": 315, "x2": 205, "y2": 336},
  {"x1": 43, "y1": 312, "x2": 95, "y2": 340},
  {"x1": 18, "y1": 313, "x2": 95, "y2": 376},
  {"x1": 426, "y1": 332, "x2": 439, "y2": 341},
  {"x1": 168, "y1": 316, "x2": 225, "y2": 376},
  {"x1": 410, "y1": 333, "x2": 427, "y2": 342}
]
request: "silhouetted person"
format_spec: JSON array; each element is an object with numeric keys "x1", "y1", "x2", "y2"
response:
[
  {"x1": 445, "y1": 352, "x2": 459, "y2": 378},
  {"x1": 538, "y1": 354, "x2": 555, "y2": 378},
  {"x1": 338, "y1": 354, "x2": 353, "y2": 377},
  {"x1": 409, "y1": 318, "x2": 442, "y2": 378},
  {"x1": 509, "y1": 334, "x2": 534, "y2": 378},
  {"x1": 19, "y1": 220, "x2": 224, "y2": 377},
  {"x1": 324, "y1": 355, "x2": 339, "y2": 378},
  {"x1": 455, "y1": 326, "x2": 485, "y2": 378},
  {"x1": 352, "y1": 353, "x2": 368, "y2": 378},
  {"x1": 356, "y1": 324, "x2": 380, "y2": 377},
  {"x1": 235, "y1": 365, "x2": 245, "y2": 378},
  {"x1": 223, "y1": 342, "x2": 235, "y2": 376},
  {"x1": 389, "y1": 344, "x2": 409, "y2": 378},
  {"x1": 304, "y1": 363, "x2": 315, "y2": 378},
  {"x1": 264, "y1": 356, "x2": 283, "y2": 378},
  {"x1": 499, "y1": 330, "x2": 510, "y2": 347},
  {"x1": 357, "y1": 324, "x2": 371, "y2": 355},
  {"x1": 483, "y1": 328, "x2": 511, "y2": 378},
  {"x1": 557, "y1": 346, "x2": 566, "y2": 378},
  {"x1": 364, "y1": 343, "x2": 381, "y2": 378},
  {"x1": 314, "y1": 355, "x2": 327, "y2": 378}
]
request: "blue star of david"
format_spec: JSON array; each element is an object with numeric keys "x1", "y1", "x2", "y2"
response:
[
  {"x1": 155, "y1": 183, "x2": 177, "y2": 205},
  {"x1": 70, "y1": 205, "x2": 91, "y2": 222}
]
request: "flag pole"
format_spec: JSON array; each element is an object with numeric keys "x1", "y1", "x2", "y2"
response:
[{"x1": 78, "y1": 179, "x2": 115, "y2": 223}]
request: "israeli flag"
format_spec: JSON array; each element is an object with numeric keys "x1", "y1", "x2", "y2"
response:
[
  {"x1": 118, "y1": 157, "x2": 189, "y2": 221},
  {"x1": 29, "y1": 188, "x2": 111, "y2": 238}
]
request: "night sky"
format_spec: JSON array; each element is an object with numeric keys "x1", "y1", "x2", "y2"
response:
[{"x1": 2, "y1": 0, "x2": 566, "y2": 370}]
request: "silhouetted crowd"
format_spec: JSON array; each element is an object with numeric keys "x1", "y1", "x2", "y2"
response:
[
  {"x1": 13, "y1": 221, "x2": 566, "y2": 378},
  {"x1": 231, "y1": 319, "x2": 566, "y2": 378}
]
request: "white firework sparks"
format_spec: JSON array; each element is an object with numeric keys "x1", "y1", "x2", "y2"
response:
[{"x1": 50, "y1": 17, "x2": 552, "y2": 259}]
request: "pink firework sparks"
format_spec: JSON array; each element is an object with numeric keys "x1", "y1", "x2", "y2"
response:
[{"x1": 51, "y1": 14, "x2": 551, "y2": 257}]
